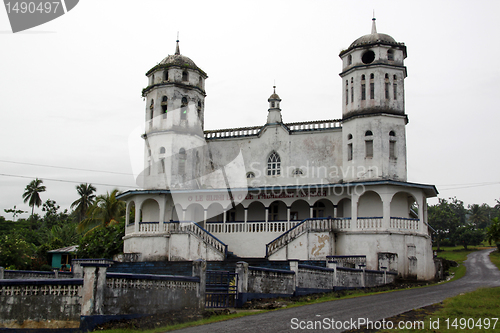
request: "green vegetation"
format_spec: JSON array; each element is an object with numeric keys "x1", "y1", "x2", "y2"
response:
[
  {"x1": 489, "y1": 249, "x2": 500, "y2": 270},
  {"x1": 0, "y1": 180, "x2": 126, "y2": 270},
  {"x1": 380, "y1": 287, "x2": 500, "y2": 333}
]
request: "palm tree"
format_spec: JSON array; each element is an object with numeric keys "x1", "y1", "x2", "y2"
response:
[
  {"x1": 77, "y1": 189, "x2": 125, "y2": 233},
  {"x1": 71, "y1": 183, "x2": 97, "y2": 223},
  {"x1": 22, "y1": 178, "x2": 46, "y2": 220}
]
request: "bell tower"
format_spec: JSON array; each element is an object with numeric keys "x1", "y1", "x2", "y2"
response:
[
  {"x1": 339, "y1": 18, "x2": 408, "y2": 182},
  {"x1": 267, "y1": 86, "x2": 282, "y2": 124},
  {"x1": 140, "y1": 40, "x2": 209, "y2": 189}
]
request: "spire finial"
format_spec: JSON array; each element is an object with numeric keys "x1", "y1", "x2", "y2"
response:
[
  {"x1": 371, "y1": 13, "x2": 377, "y2": 34},
  {"x1": 175, "y1": 31, "x2": 180, "y2": 55}
]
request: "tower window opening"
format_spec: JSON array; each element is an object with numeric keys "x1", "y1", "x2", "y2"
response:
[
  {"x1": 365, "y1": 140, "x2": 373, "y2": 158},
  {"x1": 347, "y1": 133, "x2": 353, "y2": 140},
  {"x1": 267, "y1": 151, "x2": 281, "y2": 176},
  {"x1": 390, "y1": 141, "x2": 396, "y2": 159},
  {"x1": 271, "y1": 101, "x2": 275, "y2": 108},
  {"x1": 361, "y1": 75, "x2": 366, "y2": 100},
  {"x1": 149, "y1": 99, "x2": 154, "y2": 120},
  {"x1": 361, "y1": 50, "x2": 375, "y2": 64},
  {"x1": 246, "y1": 172, "x2": 255, "y2": 178},
  {"x1": 181, "y1": 97, "x2": 188, "y2": 120},
  {"x1": 387, "y1": 49, "x2": 394, "y2": 61},
  {"x1": 161, "y1": 96, "x2": 168, "y2": 114},
  {"x1": 182, "y1": 70, "x2": 188, "y2": 82},
  {"x1": 292, "y1": 168, "x2": 303, "y2": 176},
  {"x1": 385, "y1": 82, "x2": 390, "y2": 100},
  {"x1": 347, "y1": 54, "x2": 352, "y2": 65},
  {"x1": 345, "y1": 81, "x2": 349, "y2": 105},
  {"x1": 164, "y1": 70, "x2": 169, "y2": 81},
  {"x1": 351, "y1": 86, "x2": 354, "y2": 103},
  {"x1": 365, "y1": 130, "x2": 373, "y2": 136},
  {"x1": 178, "y1": 148, "x2": 186, "y2": 174},
  {"x1": 389, "y1": 130, "x2": 396, "y2": 136},
  {"x1": 159, "y1": 147, "x2": 166, "y2": 154},
  {"x1": 393, "y1": 83, "x2": 397, "y2": 100},
  {"x1": 369, "y1": 74, "x2": 374, "y2": 100},
  {"x1": 159, "y1": 158, "x2": 165, "y2": 174},
  {"x1": 347, "y1": 143, "x2": 353, "y2": 161}
]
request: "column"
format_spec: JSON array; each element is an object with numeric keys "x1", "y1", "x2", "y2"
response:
[
  {"x1": 223, "y1": 209, "x2": 227, "y2": 233},
  {"x1": 309, "y1": 206, "x2": 313, "y2": 219},
  {"x1": 381, "y1": 192, "x2": 392, "y2": 230},
  {"x1": 235, "y1": 261, "x2": 249, "y2": 307},
  {"x1": 134, "y1": 199, "x2": 141, "y2": 233},
  {"x1": 289, "y1": 259, "x2": 299, "y2": 292},
  {"x1": 351, "y1": 191, "x2": 358, "y2": 230},
  {"x1": 192, "y1": 259, "x2": 206, "y2": 310},
  {"x1": 158, "y1": 196, "x2": 166, "y2": 231},
  {"x1": 244, "y1": 208, "x2": 248, "y2": 232}
]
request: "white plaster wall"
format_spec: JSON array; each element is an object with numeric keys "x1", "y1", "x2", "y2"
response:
[
  {"x1": 123, "y1": 235, "x2": 169, "y2": 261},
  {"x1": 335, "y1": 232, "x2": 434, "y2": 280},
  {"x1": 269, "y1": 231, "x2": 333, "y2": 260},
  {"x1": 357, "y1": 191, "x2": 383, "y2": 217},
  {"x1": 390, "y1": 192, "x2": 412, "y2": 217},
  {"x1": 213, "y1": 232, "x2": 282, "y2": 257}
]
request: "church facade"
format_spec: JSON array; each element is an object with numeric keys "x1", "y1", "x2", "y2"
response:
[{"x1": 117, "y1": 19, "x2": 438, "y2": 280}]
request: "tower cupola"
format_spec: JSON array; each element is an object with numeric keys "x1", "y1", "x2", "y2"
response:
[
  {"x1": 339, "y1": 18, "x2": 407, "y2": 121},
  {"x1": 267, "y1": 86, "x2": 282, "y2": 124}
]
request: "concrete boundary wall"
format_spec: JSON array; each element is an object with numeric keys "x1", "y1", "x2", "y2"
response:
[{"x1": 0, "y1": 261, "x2": 205, "y2": 331}]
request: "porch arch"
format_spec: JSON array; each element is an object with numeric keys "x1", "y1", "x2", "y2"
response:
[
  {"x1": 357, "y1": 191, "x2": 382, "y2": 217},
  {"x1": 247, "y1": 201, "x2": 265, "y2": 222},
  {"x1": 289, "y1": 199, "x2": 309, "y2": 221},
  {"x1": 140, "y1": 198, "x2": 160, "y2": 222}
]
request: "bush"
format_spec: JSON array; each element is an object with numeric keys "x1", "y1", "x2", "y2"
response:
[{"x1": 77, "y1": 222, "x2": 125, "y2": 259}]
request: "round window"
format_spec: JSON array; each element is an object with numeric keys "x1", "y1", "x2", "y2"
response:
[{"x1": 362, "y1": 50, "x2": 375, "y2": 64}]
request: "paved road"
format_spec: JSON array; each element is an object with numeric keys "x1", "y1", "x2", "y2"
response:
[{"x1": 174, "y1": 249, "x2": 500, "y2": 332}]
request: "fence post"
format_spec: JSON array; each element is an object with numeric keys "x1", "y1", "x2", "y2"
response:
[
  {"x1": 192, "y1": 259, "x2": 206, "y2": 310},
  {"x1": 289, "y1": 259, "x2": 299, "y2": 292},
  {"x1": 360, "y1": 264, "x2": 366, "y2": 288},
  {"x1": 80, "y1": 263, "x2": 110, "y2": 316},
  {"x1": 0, "y1": 267, "x2": 4, "y2": 279},
  {"x1": 327, "y1": 260, "x2": 337, "y2": 289},
  {"x1": 235, "y1": 261, "x2": 248, "y2": 307},
  {"x1": 381, "y1": 266, "x2": 387, "y2": 284}
]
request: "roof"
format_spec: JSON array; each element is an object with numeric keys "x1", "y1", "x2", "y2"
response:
[
  {"x1": 349, "y1": 32, "x2": 397, "y2": 49},
  {"x1": 48, "y1": 245, "x2": 79, "y2": 253}
]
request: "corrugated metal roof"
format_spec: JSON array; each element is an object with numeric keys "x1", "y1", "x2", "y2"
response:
[{"x1": 48, "y1": 245, "x2": 79, "y2": 253}]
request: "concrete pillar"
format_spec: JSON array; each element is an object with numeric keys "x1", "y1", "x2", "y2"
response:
[
  {"x1": 333, "y1": 205, "x2": 337, "y2": 218},
  {"x1": 158, "y1": 196, "x2": 166, "y2": 230},
  {"x1": 360, "y1": 264, "x2": 366, "y2": 288},
  {"x1": 192, "y1": 259, "x2": 206, "y2": 310},
  {"x1": 286, "y1": 206, "x2": 290, "y2": 223},
  {"x1": 326, "y1": 260, "x2": 337, "y2": 289},
  {"x1": 203, "y1": 209, "x2": 208, "y2": 227},
  {"x1": 265, "y1": 208, "x2": 268, "y2": 223},
  {"x1": 223, "y1": 209, "x2": 227, "y2": 232},
  {"x1": 289, "y1": 259, "x2": 299, "y2": 289},
  {"x1": 235, "y1": 261, "x2": 249, "y2": 307},
  {"x1": 381, "y1": 193, "x2": 392, "y2": 230},
  {"x1": 53, "y1": 268, "x2": 59, "y2": 279},
  {"x1": 134, "y1": 200, "x2": 141, "y2": 233},
  {"x1": 351, "y1": 191, "x2": 359, "y2": 230},
  {"x1": 0, "y1": 267, "x2": 4, "y2": 279},
  {"x1": 80, "y1": 262, "x2": 112, "y2": 316},
  {"x1": 182, "y1": 209, "x2": 186, "y2": 221},
  {"x1": 309, "y1": 206, "x2": 313, "y2": 219}
]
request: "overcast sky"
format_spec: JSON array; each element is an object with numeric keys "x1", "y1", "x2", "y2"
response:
[{"x1": 1, "y1": 0, "x2": 499, "y2": 219}]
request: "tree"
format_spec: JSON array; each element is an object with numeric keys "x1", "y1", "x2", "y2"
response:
[
  {"x1": 77, "y1": 221, "x2": 124, "y2": 259},
  {"x1": 0, "y1": 234, "x2": 35, "y2": 270},
  {"x1": 468, "y1": 204, "x2": 489, "y2": 229},
  {"x1": 4, "y1": 206, "x2": 27, "y2": 222},
  {"x1": 22, "y1": 178, "x2": 46, "y2": 221},
  {"x1": 71, "y1": 183, "x2": 97, "y2": 223},
  {"x1": 453, "y1": 225, "x2": 484, "y2": 250},
  {"x1": 77, "y1": 189, "x2": 125, "y2": 233},
  {"x1": 486, "y1": 217, "x2": 500, "y2": 251},
  {"x1": 428, "y1": 198, "x2": 460, "y2": 250}
]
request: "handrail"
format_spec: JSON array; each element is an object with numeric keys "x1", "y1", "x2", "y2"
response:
[
  {"x1": 167, "y1": 221, "x2": 228, "y2": 258},
  {"x1": 266, "y1": 217, "x2": 346, "y2": 257}
]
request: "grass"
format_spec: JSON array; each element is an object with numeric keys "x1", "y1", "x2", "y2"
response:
[
  {"x1": 379, "y1": 287, "x2": 500, "y2": 333},
  {"x1": 489, "y1": 249, "x2": 500, "y2": 270}
]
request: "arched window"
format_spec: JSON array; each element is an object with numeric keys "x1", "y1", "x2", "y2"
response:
[
  {"x1": 385, "y1": 74, "x2": 390, "y2": 100},
  {"x1": 267, "y1": 151, "x2": 281, "y2": 176},
  {"x1": 159, "y1": 147, "x2": 166, "y2": 154},
  {"x1": 347, "y1": 54, "x2": 352, "y2": 65},
  {"x1": 246, "y1": 172, "x2": 255, "y2": 178},
  {"x1": 182, "y1": 70, "x2": 188, "y2": 82},
  {"x1": 345, "y1": 80, "x2": 349, "y2": 105},
  {"x1": 164, "y1": 70, "x2": 169, "y2": 81},
  {"x1": 365, "y1": 130, "x2": 373, "y2": 136},
  {"x1": 197, "y1": 101, "x2": 202, "y2": 119},
  {"x1": 292, "y1": 168, "x2": 303, "y2": 177},
  {"x1": 181, "y1": 97, "x2": 188, "y2": 120},
  {"x1": 393, "y1": 75, "x2": 398, "y2": 100},
  {"x1": 347, "y1": 133, "x2": 353, "y2": 140},
  {"x1": 178, "y1": 148, "x2": 186, "y2": 174},
  {"x1": 149, "y1": 99, "x2": 154, "y2": 120},
  {"x1": 350, "y1": 77, "x2": 354, "y2": 103},
  {"x1": 389, "y1": 130, "x2": 396, "y2": 137},
  {"x1": 369, "y1": 73, "x2": 375, "y2": 100},
  {"x1": 361, "y1": 75, "x2": 366, "y2": 101},
  {"x1": 387, "y1": 49, "x2": 394, "y2": 61},
  {"x1": 161, "y1": 96, "x2": 168, "y2": 114}
]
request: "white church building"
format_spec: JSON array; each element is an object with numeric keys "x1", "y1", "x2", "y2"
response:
[{"x1": 118, "y1": 19, "x2": 438, "y2": 280}]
